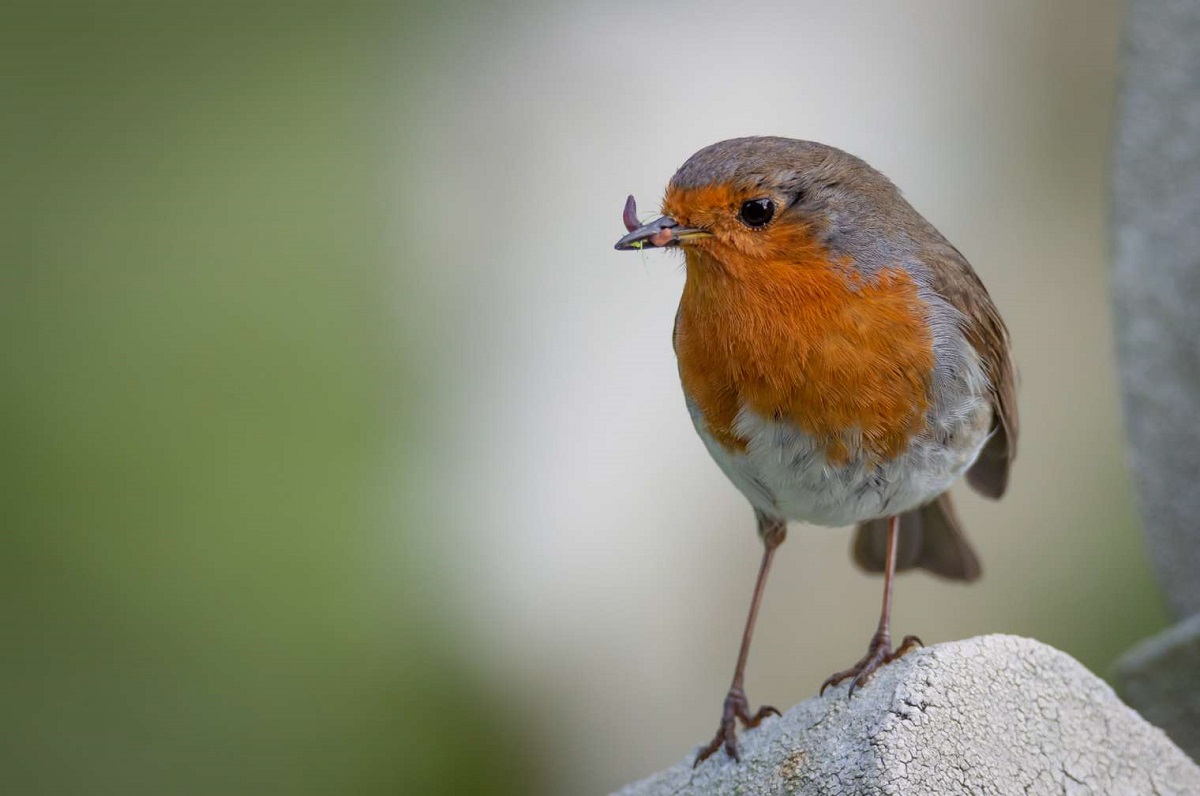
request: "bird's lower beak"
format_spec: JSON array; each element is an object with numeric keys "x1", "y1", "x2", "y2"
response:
[{"x1": 614, "y1": 216, "x2": 710, "y2": 251}]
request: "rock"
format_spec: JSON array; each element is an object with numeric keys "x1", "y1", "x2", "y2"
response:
[
  {"x1": 1111, "y1": 0, "x2": 1200, "y2": 622},
  {"x1": 1110, "y1": 0, "x2": 1200, "y2": 759},
  {"x1": 1113, "y1": 612, "x2": 1200, "y2": 763},
  {"x1": 613, "y1": 635, "x2": 1200, "y2": 795}
]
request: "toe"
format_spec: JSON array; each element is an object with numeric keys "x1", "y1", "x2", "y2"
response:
[
  {"x1": 694, "y1": 736, "x2": 722, "y2": 768},
  {"x1": 820, "y1": 669, "x2": 854, "y2": 695},
  {"x1": 891, "y1": 635, "x2": 923, "y2": 659},
  {"x1": 742, "y1": 704, "x2": 779, "y2": 728},
  {"x1": 847, "y1": 668, "x2": 872, "y2": 697}
]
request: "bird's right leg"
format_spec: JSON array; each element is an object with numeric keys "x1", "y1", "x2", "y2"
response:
[{"x1": 694, "y1": 515, "x2": 786, "y2": 767}]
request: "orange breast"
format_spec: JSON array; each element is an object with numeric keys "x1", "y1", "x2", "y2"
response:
[{"x1": 675, "y1": 246, "x2": 935, "y2": 464}]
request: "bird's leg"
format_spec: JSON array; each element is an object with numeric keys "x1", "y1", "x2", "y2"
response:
[
  {"x1": 820, "y1": 515, "x2": 922, "y2": 697},
  {"x1": 694, "y1": 518, "x2": 786, "y2": 767}
]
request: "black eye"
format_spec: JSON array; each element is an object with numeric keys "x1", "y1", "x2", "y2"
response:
[{"x1": 739, "y1": 198, "x2": 775, "y2": 228}]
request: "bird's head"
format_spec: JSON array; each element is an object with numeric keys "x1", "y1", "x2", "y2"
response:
[{"x1": 616, "y1": 137, "x2": 910, "y2": 278}]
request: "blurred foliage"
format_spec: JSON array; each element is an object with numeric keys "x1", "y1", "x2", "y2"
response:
[{"x1": 1, "y1": 2, "x2": 533, "y2": 793}]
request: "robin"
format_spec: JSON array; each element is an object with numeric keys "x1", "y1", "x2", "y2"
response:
[{"x1": 614, "y1": 137, "x2": 1017, "y2": 766}]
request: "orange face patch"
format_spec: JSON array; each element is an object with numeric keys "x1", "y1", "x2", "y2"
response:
[
  {"x1": 673, "y1": 232, "x2": 934, "y2": 463},
  {"x1": 663, "y1": 184, "x2": 798, "y2": 261}
]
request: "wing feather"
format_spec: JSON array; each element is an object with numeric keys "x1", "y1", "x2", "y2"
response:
[{"x1": 927, "y1": 244, "x2": 1018, "y2": 499}]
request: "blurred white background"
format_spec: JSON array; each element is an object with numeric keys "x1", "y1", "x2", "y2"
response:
[{"x1": 399, "y1": 0, "x2": 1166, "y2": 792}]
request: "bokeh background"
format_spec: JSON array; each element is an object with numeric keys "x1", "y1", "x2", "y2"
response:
[{"x1": 3, "y1": 1, "x2": 1168, "y2": 794}]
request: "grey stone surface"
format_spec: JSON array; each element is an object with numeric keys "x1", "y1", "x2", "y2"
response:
[
  {"x1": 1112, "y1": 0, "x2": 1200, "y2": 621},
  {"x1": 613, "y1": 635, "x2": 1200, "y2": 796},
  {"x1": 1114, "y1": 612, "x2": 1200, "y2": 763}
]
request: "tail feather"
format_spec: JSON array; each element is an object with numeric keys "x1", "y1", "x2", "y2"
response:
[{"x1": 852, "y1": 492, "x2": 981, "y2": 581}]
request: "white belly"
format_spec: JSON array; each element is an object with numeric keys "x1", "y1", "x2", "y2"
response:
[{"x1": 686, "y1": 398, "x2": 992, "y2": 527}]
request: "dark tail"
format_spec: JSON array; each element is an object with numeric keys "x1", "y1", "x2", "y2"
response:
[{"x1": 852, "y1": 492, "x2": 981, "y2": 581}]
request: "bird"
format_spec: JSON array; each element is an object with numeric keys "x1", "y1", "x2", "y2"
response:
[{"x1": 613, "y1": 137, "x2": 1017, "y2": 766}]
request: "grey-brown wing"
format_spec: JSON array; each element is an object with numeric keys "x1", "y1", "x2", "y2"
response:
[{"x1": 928, "y1": 246, "x2": 1018, "y2": 499}]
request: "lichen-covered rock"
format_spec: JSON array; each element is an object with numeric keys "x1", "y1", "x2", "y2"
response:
[{"x1": 613, "y1": 635, "x2": 1200, "y2": 796}]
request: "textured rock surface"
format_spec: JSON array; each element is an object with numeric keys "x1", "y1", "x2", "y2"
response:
[
  {"x1": 1114, "y1": 613, "x2": 1200, "y2": 763},
  {"x1": 613, "y1": 635, "x2": 1200, "y2": 796},
  {"x1": 1111, "y1": 0, "x2": 1200, "y2": 621}
]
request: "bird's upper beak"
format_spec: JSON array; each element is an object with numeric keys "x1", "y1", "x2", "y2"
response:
[{"x1": 614, "y1": 216, "x2": 711, "y2": 250}]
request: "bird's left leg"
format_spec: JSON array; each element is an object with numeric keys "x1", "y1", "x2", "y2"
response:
[
  {"x1": 820, "y1": 514, "x2": 921, "y2": 696},
  {"x1": 694, "y1": 514, "x2": 786, "y2": 767}
]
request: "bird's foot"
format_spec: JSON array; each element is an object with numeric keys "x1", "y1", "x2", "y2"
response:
[
  {"x1": 820, "y1": 631, "x2": 922, "y2": 697},
  {"x1": 693, "y1": 686, "x2": 779, "y2": 767}
]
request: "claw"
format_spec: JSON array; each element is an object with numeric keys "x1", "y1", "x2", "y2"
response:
[
  {"x1": 847, "y1": 644, "x2": 890, "y2": 697},
  {"x1": 693, "y1": 723, "x2": 731, "y2": 766},
  {"x1": 745, "y1": 704, "x2": 781, "y2": 727},
  {"x1": 693, "y1": 688, "x2": 778, "y2": 767},
  {"x1": 821, "y1": 631, "x2": 922, "y2": 697}
]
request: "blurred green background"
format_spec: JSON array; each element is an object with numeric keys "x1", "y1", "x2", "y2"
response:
[
  {"x1": 3, "y1": 2, "x2": 533, "y2": 794},
  {"x1": 1, "y1": 1, "x2": 1168, "y2": 794}
]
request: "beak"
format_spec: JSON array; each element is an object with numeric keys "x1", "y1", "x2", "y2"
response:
[{"x1": 614, "y1": 216, "x2": 711, "y2": 250}]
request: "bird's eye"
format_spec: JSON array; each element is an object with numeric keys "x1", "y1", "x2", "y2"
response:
[{"x1": 739, "y1": 198, "x2": 775, "y2": 228}]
